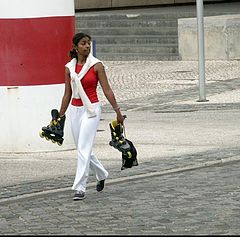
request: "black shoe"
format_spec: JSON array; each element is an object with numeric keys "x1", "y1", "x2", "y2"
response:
[
  {"x1": 96, "y1": 179, "x2": 105, "y2": 192},
  {"x1": 73, "y1": 191, "x2": 86, "y2": 201}
]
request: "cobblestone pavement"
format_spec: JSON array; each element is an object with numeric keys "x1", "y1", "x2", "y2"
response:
[
  {"x1": 101, "y1": 60, "x2": 240, "y2": 108},
  {"x1": 1, "y1": 60, "x2": 240, "y2": 236},
  {"x1": 1, "y1": 158, "x2": 240, "y2": 235}
]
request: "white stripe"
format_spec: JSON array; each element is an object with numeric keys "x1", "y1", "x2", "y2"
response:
[
  {"x1": 0, "y1": 85, "x2": 74, "y2": 152},
  {"x1": 0, "y1": 0, "x2": 75, "y2": 19}
]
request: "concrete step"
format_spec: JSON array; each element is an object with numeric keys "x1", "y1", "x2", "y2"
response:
[
  {"x1": 92, "y1": 35, "x2": 178, "y2": 44},
  {"x1": 76, "y1": 18, "x2": 178, "y2": 28},
  {"x1": 75, "y1": 11, "x2": 181, "y2": 60},
  {"x1": 96, "y1": 52, "x2": 180, "y2": 61},
  {"x1": 76, "y1": 27, "x2": 178, "y2": 36},
  {"x1": 76, "y1": 9, "x2": 235, "y2": 21},
  {"x1": 75, "y1": 12, "x2": 195, "y2": 21},
  {"x1": 96, "y1": 44, "x2": 178, "y2": 54}
]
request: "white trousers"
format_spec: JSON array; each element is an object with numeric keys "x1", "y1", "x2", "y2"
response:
[{"x1": 70, "y1": 102, "x2": 108, "y2": 192}]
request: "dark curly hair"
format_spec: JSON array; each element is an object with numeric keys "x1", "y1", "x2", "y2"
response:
[{"x1": 69, "y1": 32, "x2": 92, "y2": 59}]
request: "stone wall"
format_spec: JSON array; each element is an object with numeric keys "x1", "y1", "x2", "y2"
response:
[{"x1": 178, "y1": 14, "x2": 240, "y2": 60}]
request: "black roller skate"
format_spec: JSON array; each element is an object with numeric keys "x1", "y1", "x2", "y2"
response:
[
  {"x1": 121, "y1": 139, "x2": 138, "y2": 170},
  {"x1": 109, "y1": 118, "x2": 138, "y2": 170},
  {"x1": 109, "y1": 119, "x2": 132, "y2": 158},
  {"x1": 39, "y1": 109, "x2": 65, "y2": 146}
]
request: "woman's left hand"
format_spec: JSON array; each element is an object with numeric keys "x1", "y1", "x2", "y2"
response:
[{"x1": 116, "y1": 112, "x2": 125, "y2": 124}]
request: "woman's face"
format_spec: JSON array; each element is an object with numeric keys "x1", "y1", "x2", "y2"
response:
[{"x1": 76, "y1": 37, "x2": 91, "y2": 56}]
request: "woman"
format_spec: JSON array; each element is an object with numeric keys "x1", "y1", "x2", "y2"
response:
[{"x1": 59, "y1": 32, "x2": 125, "y2": 201}]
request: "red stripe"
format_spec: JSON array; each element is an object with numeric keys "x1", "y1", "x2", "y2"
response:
[{"x1": 0, "y1": 16, "x2": 75, "y2": 86}]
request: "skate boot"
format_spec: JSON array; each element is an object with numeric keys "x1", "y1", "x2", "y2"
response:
[
  {"x1": 39, "y1": 109, "x2": 65, "y2": 146},
  {"x1": 109, "y1": 120, "x2": 132, "y2": 158},
  {"x1": 121, "y1": 139, "x2": 138, "y2": 170}
]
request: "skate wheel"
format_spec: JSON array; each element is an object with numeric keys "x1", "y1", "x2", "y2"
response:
[
  {"x1": 39, "y1": 131, "x2": 44, "y2": 138},
  {"x1": 45, "y1": 136, "x2": 50, "y2": 141},
  {"x1": 127, "y1": 151, "x2": 132, "y2": 158},
  {"x1": 57, "y1": 141, "x2": 62, "y2": 146},
  {"x1": 51, "y1": 139, "x2": 56, "y2": 143}
]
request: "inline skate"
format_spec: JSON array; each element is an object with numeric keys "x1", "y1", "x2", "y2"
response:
[
  {"x1": 39, "y1": 109, "x2": 65, "y2": 146},
  {"x1": 109, "y1": 118, "x2": 138, "y2": 170},
  {"x1": 121, "y1": 139, "x2": 138, "y2": 170},
  {"x1": 109, "y1": 119, "x2": 132, "y2": 158}
]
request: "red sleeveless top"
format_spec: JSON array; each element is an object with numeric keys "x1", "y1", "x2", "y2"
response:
[{"x1": 71, "y1": 64, "x2": 99, "y2": 106}]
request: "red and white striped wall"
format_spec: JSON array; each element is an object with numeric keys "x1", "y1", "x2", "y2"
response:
[{"x1": 0, "y1": 0, "x2": 75, "y2": 152}]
